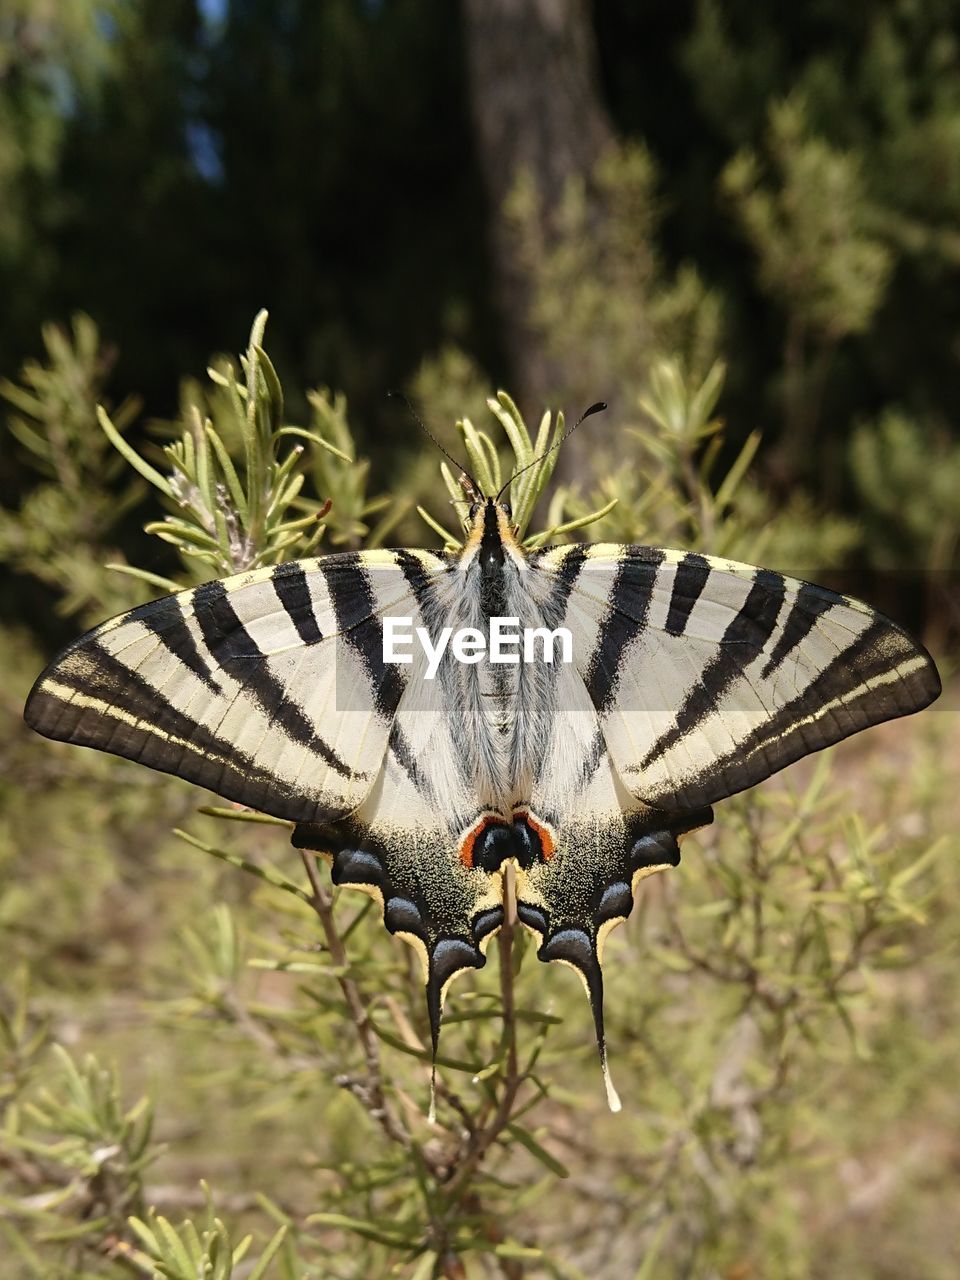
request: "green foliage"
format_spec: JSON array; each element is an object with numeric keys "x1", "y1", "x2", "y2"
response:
[
  {"x1": 722, "y1": 95, "x2": 892, "y2": 344},
  {"x1": 99, "y1": 310, "x2": 355, "y2": 585},
  {"x1": 408, "y1": 345, "x2": 494, "y2": 444},
  {"x1": 127, "y1": 1199, "x2": 286, "y2": 1280},
  {"x1": 850, "y1": 409, "x2": 960, "y2": 572},
  {"x1": 677, "y1": 0, "x2": 960, "y2": 508},
  {"x1": 593, "y1": 754, "x2": 950, "y2": 1278},
  {"x1": 500, "y1": 144, "x2": 866, "y2": 576},
  {"x1": 721, "y1": 93, "x2": 895, "y2": 474},
  {"x1": 0, "y1": 314, "x2": 144, "y2": 621},
  {"x1": 506, "y1": 142, "x2": 725, "y2": 411},
  {"x1": 0, "y1": 309, "x2": 399, "y2": 620},
  {"x1": 500, "y1": 132, "x2": 922, "y2": 585},
  {"x1": 1, "y1": 1041, "x2": 152, "y2": 1262},
  {"x1": 419, "y1": 390, "x2": 616, "y2": 549},
  {"x1": 0, "y1": 1, "x2": 111, "y2": 263},
  {"x1": 0, "y1": 320, "x2": 955, "y2": 1278},
  {"x1": 5, "y1": 0, "x2": 960, "y2": 576},
  {"x1": 306, "y1": 388, "x2": 403, "y2": 551},
  {"x1": 548, "y1": 356, "x2": 860, "y2": 572}
]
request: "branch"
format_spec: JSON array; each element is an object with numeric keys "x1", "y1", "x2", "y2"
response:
[
  {"x1": 298, "y1": 851, "x2": 410, "y2": 1150},
  {"x1": 443, "y1": 864, "x2": 523, "y2": 1201}
]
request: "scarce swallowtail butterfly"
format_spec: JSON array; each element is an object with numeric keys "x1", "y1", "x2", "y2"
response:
[{"x1": 23, "y1": 489, "x2": 941, "y2": 1111}]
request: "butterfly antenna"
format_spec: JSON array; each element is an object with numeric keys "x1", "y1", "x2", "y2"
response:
[
  {"x1": 495, "y1": 400, "x2": 607, "y2": 502},
  {"x1": 387, "y1": 390, "x2": 480, "y2": 496}
]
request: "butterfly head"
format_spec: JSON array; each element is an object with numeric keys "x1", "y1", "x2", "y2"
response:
[
  {"x1": 461, "y1": 494, "x2": 522, "y2": 572},
  {"x1": 466, "y1": 493, "x2": 512, "y2": 526},
  {"x1": 455, "y1": 466, "x2": 516, "y2": 538}
]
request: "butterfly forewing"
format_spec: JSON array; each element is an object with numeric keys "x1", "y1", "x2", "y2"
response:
[
  {"x1": 24, "y1": 549, "x2": 449, "y2": 825},
  {"x1": 531, "y1": 543, "x2": 941, "y2": 811}
]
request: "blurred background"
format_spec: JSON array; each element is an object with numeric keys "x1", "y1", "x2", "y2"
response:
[
  {"x1": 1, "y1": 2, "x2": 959, "y2": 1278},
  {"x1": 3, "y1": 0, "x2": 960, "y2": 628}
]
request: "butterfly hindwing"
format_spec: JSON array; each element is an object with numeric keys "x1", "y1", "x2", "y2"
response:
[
  {"x1": 293, "y1": 602, "x2": 507, "y2": 1056},
  {"x1": 504, "y1": 646, "x2": 711, "y2": 1107}
]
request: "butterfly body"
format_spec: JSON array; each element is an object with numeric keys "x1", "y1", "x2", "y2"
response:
[{"x1": 24, "y1": 496, "x2": 940, "y2": 1109}]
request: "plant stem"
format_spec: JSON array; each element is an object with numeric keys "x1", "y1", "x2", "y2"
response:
[
  {"x1": 443, "y1": 864, "x2": 522, "y2": 1201},
  {"x1": 298, "y1": 850, "x2": 410, "y2": 1149}
]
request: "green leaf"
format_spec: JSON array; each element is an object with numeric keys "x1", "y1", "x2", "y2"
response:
[
  {"x1": 156, "y1": 1215, "x2": 197, "y2": 1274},
  {"x1": 206, "y1": 424, "x2": 249, "y2": 519},
  {"x1": 504, "y1": 1123, "x2": 569, "y2": 1178},
  {"x1": 305, "y1": 1212, "x2": 420, "y2": 1249},
  {"x1": 407, "y1": 1251, "x2": 439, "y2": 1280},
  {"x1": 415, "y1": 505, "x2": 461, "y2": 548},
  {"x1": 105, "y1": 563, "x2": 182, "y2": 593},
  {"x1": 889, "y1": 837, "x2": 946, "y2": 893},
  {"x1": 366, "y1": 1017, "x2": 481, "y2": 1073},
  {"x1": 247, "y1": 1226, "x2": 288, "y2": 1280},
  {"x1": 489, "y1": 390, "x2": 532, "y2": 466},
  {"x1": 197, "y1": 806, "x2": 292, "y2": 827},
  {"x1": 715, "y1": 429, "x2": 762, "y2": 510},
  {"x1": 632, "y1": 1217, "x2": 670, "y2": 1280},
  {"x1": 524, "y1": 497, "x2": 619, "y2": 548},
  {"x1": 174, "y1": 829, "x2": 310, "y2": 901},
  {"x1": 276, "y1": 426, "x2": 352, "y2": 462},
  {"x1": 254, "y1": 344, "x2": 284, "y2": 429},
  {"x1": 98, "y1": 406, "x2": 173, "y2": 496}
]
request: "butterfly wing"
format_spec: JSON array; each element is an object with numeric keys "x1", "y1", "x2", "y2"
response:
[
  {"x1": 26, "y1": 533, "x2": 941, "y2": 1109},
  {"x1": 532, "y1": 543, "x2": 941, "y2": 811},
  {"x1": 24, "y1": 550, "x2": 449, "y2": 825},
  {"x1": 27, "y1": 547, "x2": 505, "y2": 1066},
  {"x1": 515, "y1": 543, "x2": 939, "y2": 1104}
]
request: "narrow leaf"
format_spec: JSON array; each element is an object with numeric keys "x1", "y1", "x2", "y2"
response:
[
  {"x1": 98, "y1": 407, "x2": 173, "y2": 496},
  {"x1": 505, "y1": 1123, "x2": 569, "y2": 1178}
]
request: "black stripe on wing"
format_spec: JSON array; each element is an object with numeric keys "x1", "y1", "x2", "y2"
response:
[
  {"x1": 585, "y1": 550, "x2": 664, "y2": 710},
  {"x1": 665, "y1": 553, "x2": 711, "y2": 636},
  {"x1": 192, "y1": 579, "x2": 354, "y2": 779},
  {"x1": 394, "y1": 548, "x2": 456, "y2": 619},
  {"x1": 129, "y1": 594, "x2": 221, "y2": 693},
  {"x1": 323, "y1": 555, "x2": 407, "y2": 718},
  {"x1": 271, "y1": 562, "x2": 324, "y2": 644},
  {"x1": 638, "y1": 568, "x2": 785, "y2": 769},
  {"x1": 529, "y1": 543, "x2": 589, "y2": 603},
  {"x1": 392, "y1": 549, "x2": 467, "y2": 698},
  {"x1": 759, "y1": 580, "x2": 834, "y2": 679},
  {"x1": 23, "y1": 641, "x2": 333, "y2": 824},
  {"x1": 654, "y1": 616, "x2": 941, "y2": 808},
  {"x1": 389, "y1": 724, "x2": 437, "y2": 805}
]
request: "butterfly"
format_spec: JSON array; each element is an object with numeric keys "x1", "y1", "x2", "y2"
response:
[{"x1": 23, "y1": 492, "x2": 941, "y2": 1110}]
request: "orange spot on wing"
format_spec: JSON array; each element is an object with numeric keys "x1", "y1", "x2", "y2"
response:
[
  {"x1": 459, "y1": 815, "x2": 496, "y2": 869},
  {"x1": 515, "y1": 809, "x2": 556, "y2": 861}
]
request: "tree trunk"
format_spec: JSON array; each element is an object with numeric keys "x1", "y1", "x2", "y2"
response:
[{"x1": 461, "y1": 0, "x2": 613, "y2": 415}]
